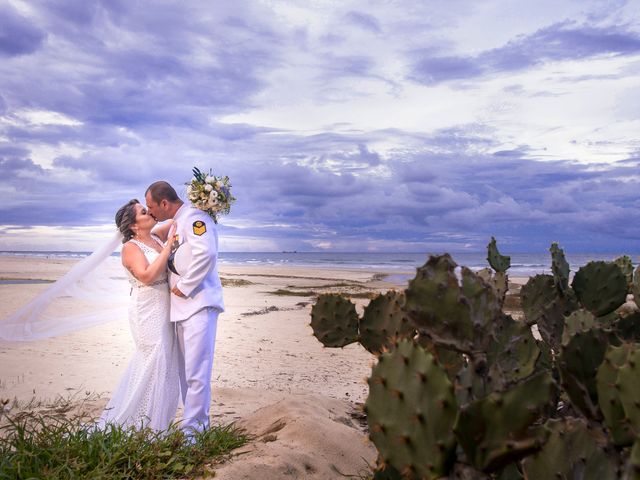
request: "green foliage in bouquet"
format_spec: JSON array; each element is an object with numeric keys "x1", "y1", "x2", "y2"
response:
[{"x1": 309, "y1": 238, "x2": 640, "y2": 479}]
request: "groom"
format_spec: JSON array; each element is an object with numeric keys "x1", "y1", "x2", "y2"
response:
[{"x1": 145, "y1": 180, "x2": 224, "y2": 434}]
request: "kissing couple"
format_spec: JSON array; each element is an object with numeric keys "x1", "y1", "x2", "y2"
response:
[{"x1": 101, "y1": 180, "x2": 225, "y2": 435}]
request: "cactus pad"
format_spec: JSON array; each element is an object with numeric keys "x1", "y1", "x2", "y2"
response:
[
  {"x1": 417, "y1": 337, "x2": 465, "y2": 382},
  {"x1": 405, "y1": 255, "x2": 475, "y2": 353},
  {"x1": 487, "y1": 236, "x2": 511, "y2": 273},
  {"x1": 360, "y1": 291, "x2": 414, "y2": 354},
  {"x1": 558, "y1": 328, "x2": 609, "y2": 419},
  {"x1": 561, "y1": 308, "x2": 596, "y2": 345},
  {"x1": 550, "y1": 242, "x2": 570, "y2": 293},
  {"x1": 597, "y1": 342, "x2": 637, "y2": 446},
  {"x1": 614, "y1": 346, "x2": 640, "y2": 439},
  {"x1": 310, "y1": 293, "x2": 359, "y2": 348},
  {"x1": 521, "y1": 273, "x2": 576, "y2": 348},
  {"x1": 626, "y1": 438, "x2": 640, "y2": 480},
  {"x1": 454, "y1": 371, "x2": 555, "y2": 472},
  {"x1": 461, "y1": 266, "x2": 502, "y2": 336},
  {"x1": 477, "y1": 268, "x2": 508, "y2": 306},
  {"x1": 572, "y1": 261, "x2": 628, "y2": 316},
  {"x1": 366, "y1": 339, "x2": 457, "y2": 479},
  {"x1": 487, "y1": 315, "x2": 541, "y2": 389},
  {"x1": 522, "y1": 417, "x2": 619, "y2": 480}
]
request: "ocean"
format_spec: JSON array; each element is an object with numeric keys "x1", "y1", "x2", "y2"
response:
[{"x1": 1, "y1": 250, "x2": 636, "y2": 278}]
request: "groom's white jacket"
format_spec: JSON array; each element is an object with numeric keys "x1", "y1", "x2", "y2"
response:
[{"x1": 169, "y1": 204, "x2": 224, "y2": 322}]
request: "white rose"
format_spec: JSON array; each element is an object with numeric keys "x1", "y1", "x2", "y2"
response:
[
  {"x1": 205, "y1": 175, "x2": 215, "y2": 184},
  {"x1": 204, "y1": 184, "x2": 213, "y2": 192}
]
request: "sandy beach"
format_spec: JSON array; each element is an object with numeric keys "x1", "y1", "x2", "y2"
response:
[{"x1": 0, "y1": 255, "x2": 526, "y2": 478}]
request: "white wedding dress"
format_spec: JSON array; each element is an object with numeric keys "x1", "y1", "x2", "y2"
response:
[{"x1": 98, "y1": 238, "x2": 180, "y2": 431}]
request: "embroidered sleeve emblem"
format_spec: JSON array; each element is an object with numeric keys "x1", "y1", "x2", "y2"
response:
[{"x1": 193, "y1": 220, "x2": 206, "y2": 236}]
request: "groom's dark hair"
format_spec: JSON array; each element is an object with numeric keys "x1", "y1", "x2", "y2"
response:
[{"x1": 146, "y1": 181, "x2": 180, "y2": 203}]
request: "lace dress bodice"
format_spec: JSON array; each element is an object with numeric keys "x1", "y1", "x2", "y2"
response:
[{"x1": 126, "y1": 237, "x2": 168, "y2": 287}]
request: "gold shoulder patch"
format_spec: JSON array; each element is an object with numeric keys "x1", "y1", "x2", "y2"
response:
[{"x1": 193, "y1": 220, "x2": 206, "y2": 236}]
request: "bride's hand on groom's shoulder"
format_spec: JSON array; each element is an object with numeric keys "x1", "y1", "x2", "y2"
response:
[{"x1": 152, "y1": 219, "x2": 176, "y2": 243}]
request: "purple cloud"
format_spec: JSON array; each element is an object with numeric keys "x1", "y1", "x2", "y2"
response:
[
  {"x1": 0, "y1": 5, "x2": 47, "y2": 57},
  {"x1": 411, "y1": 22, "x2": 640, "y2": 84},
  {"x1": 344, "y1": 11, "x2": 382, "y2": 34}
]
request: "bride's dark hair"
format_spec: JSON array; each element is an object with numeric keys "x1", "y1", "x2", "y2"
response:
[{"x1": 115, "y1": 199, "x2": 140, "y2": 243}]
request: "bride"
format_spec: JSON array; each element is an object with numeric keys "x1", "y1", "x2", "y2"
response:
[
  {"x1": 0, "y1": 198, "x2": 181, "y2": 431},
  {"x1": 99, "y1": 199, "x2": 181, "y2": 431}
]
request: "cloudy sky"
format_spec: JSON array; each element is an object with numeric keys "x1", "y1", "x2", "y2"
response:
[{"x1": 1, "y1": 0, "x2": 639, "y2": 254}]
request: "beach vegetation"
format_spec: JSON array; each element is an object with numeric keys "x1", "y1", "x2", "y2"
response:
[
  {"x1": 288, "y1": 282, "x2": 367, "y2": 289},
  {"x1": 220, "y1": 277, "x2": 254, "y2": 287},
  {"x1": 270, "y1": 288, "x2": 318, "y2": 297},
  {"x1": 310, "y1": 237, "x2": 640, "y2": 478},
  {"x1": 271, "y1": 288, "x2": 377, "y2": 299},
  {"x1": 0, "y1": 406, "x2": 247, "y2": 479}
]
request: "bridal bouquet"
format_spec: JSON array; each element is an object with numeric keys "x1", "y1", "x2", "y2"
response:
[{"x1": 186, "y1": 167, "x2": 236, "y2": 223}]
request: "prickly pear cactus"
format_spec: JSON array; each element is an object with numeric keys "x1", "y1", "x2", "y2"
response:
[
  {"x1": 625, "y1": 438, "x2": 640, "y2": 480},
  {"x1": 572, "y1": 261, "x2": 628, "y2": 317},
  {"x1": 520, "y1": 274, "x2": 576, "y2": 348},
  {"x1": 454, "y1": 371, "x2": 555, "y2": 472},
  {"x1": 404, "y1": 255, "x2": 475, "y2": 353},
  {"x1": 487, "y1": 236, "x2": 511, "y2": 273},
  {"x1": 558, "y1": 328, "x2": 609, "y2": 420},
  {"x1": 550, "y1": 242, "x2": 570, "y2": 293},
  {"x1": 477, "y1": 267, "x2": 508, "y2": 306},
  {"x1": 461, "y1": 266, "x2": 502, "y2": 337},
  {"x1": 310, "y1": 293, "x2": 359, "y2": 347},
  {"x1": 359, "y1": 291, "x2": 414, "y2": 354},
  {"x1": 521, "y1": 417, "x2": 620, "y2": 480},
  {"x1": 365, "y1": 339, "x2": 457, "y2": 479},
  {"x1": 487, "y1": 315, "x2": 542, "y2": 389},
  {"x1": 307, "y1": 239, "x2": 640, "y2": 479},
  {"x1": 561, "y1": 309, "x2": 596, "y2": 345},
  {"x1": 596, "y1": 342, "x2": 637, "y2": 446},
  {"x1": 405, "y1": 256, "x2": 501, "y2": 355},
  {"x1": 417, "y1": 336, "x2": 465, "y2": 382},
  {"x1": 520, "y1": 275, "x2": 556, "y2": 327},
  {"x1": 614, "y1": 347, "x2": 640, "y2": 438}
]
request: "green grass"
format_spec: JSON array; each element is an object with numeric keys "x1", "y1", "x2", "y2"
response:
[{"x1": 0, "y1": 409, "x2": 248, "y2": 479}]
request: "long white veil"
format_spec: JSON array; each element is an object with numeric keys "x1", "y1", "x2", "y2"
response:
[{"x1": 0, "y1": 231, "x2": 130, "y2": 341}]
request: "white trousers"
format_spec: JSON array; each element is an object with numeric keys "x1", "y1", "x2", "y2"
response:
[{"x1": 175, "y1": 308, "x2": 218, "y2": 433}]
